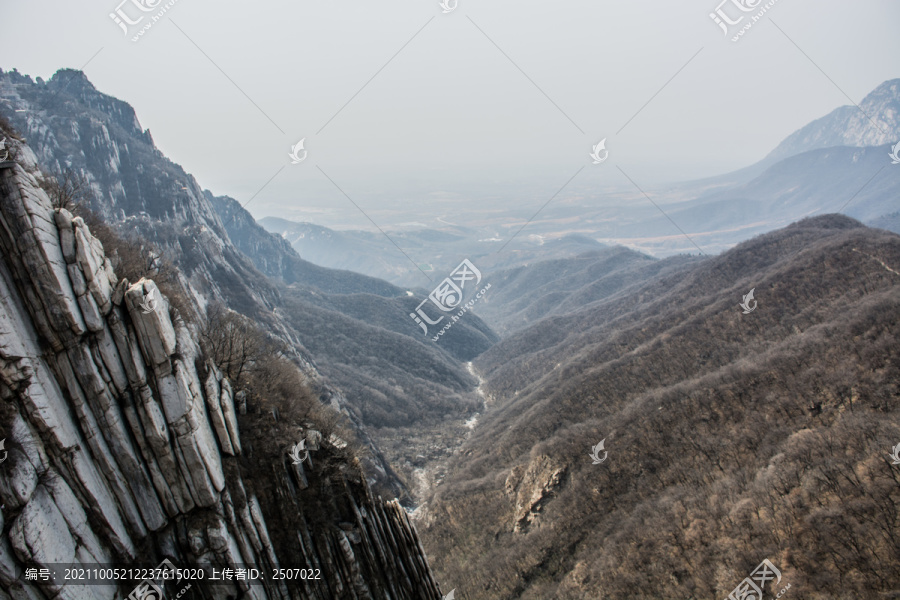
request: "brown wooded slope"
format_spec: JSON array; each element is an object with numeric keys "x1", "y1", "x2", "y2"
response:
[{"x1": 420, "y1": 214, "x2": 900, "y2": 600}]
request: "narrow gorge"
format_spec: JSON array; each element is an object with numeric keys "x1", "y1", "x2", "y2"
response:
[{"x1": 0, "y1": 140, "x2": 444, "y2": 598}]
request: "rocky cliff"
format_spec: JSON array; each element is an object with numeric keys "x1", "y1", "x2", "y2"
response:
[
  {"x1": 0, "y1": 69, "x2": 488, "y2": 498},
  {"x1": 0, "y1": 142, "x2": 443, "y2": 598}
]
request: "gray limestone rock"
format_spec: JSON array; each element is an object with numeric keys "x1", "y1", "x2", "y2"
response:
[
  {"x1": 9, "y1": 485, "x2": 77, "y2": 577},
  {"x1": 53, "y1": 208, "x2": 76, "y2": 264},
  {"x1": 0, "y1": 127, "x2": 444, "y2": 600},
  {"x1": 124, "y1": 279, "x2": 176, "y2": 367},
  {"x1": 0, "y1": 451, "x2": 37, "y2": 510}
]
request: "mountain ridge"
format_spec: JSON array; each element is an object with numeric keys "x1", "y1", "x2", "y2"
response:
[
  {"x1": 0, "y1": 146, "x2": 445, "y2": 599},
  {"x1": 420, "y1": 214, "x2": 900, "y2": 599},
  {"x1": 765, "y1": 78, "x2": 900, "y2": 162},
  {"x1": 0, "y1": 67, "x2": 494, "y2": 502}
]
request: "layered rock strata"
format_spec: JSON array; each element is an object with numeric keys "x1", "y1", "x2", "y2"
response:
[{"x1": 0, "y1": 151, "x2": 442, "y2": 598}]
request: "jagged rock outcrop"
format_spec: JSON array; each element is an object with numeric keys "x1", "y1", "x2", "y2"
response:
[
  {"x1": 0, "y1": 68, "x2": 482, "y2": 503},
  {"x1": 0, "y1": 143, "x2": 442, "y2": 597},
  {"x1": 505, "y1": 455, "x2": 568, "y2": 533}
]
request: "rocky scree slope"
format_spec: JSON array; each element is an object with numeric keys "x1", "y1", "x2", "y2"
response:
[{"x1": 0, "y1": 143, "x2": 443, "y2": 598}]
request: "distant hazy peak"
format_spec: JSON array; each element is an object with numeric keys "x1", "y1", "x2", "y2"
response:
[
  {"x1": 784, "y1": 213, "x2": 866, "y2": 231},
  {"x1": 766, "y1": 78, "x2": 900, "y2": 162}
]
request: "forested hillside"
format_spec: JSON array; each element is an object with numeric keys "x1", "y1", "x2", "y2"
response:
[
  {"x1": 420, "y1": 215, "x2": 900, "y2": 599},
  {"x1": 475, "y1": 246, "x2": 697, "y2": 335}
]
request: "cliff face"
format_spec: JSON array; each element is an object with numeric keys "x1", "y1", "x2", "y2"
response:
[
  {"x1": 0, "y1": 146, "x2": 442, "y2": 597},
  {"x1": 0, "y1": 68, "x2": 400, "y2": 307},
  {"x1": 0, "y1": 69, "x2": 489, "y2": 501}
]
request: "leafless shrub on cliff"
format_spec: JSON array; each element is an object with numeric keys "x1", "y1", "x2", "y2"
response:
[
  {"x1": 39, "y1": 168, "x2": 89, "y2": 211},
  {"x1": 79, "y1": 209, "x2": 192, "y2": 321},
  {"x1": 0, "y1": 114, "x2": 20, "y2": 140},
  {"x1": 200, "y1": 303, "x2": 286, "y2": 387},
  {"x1": 201, "y1": 303, "x2": 357, "y2": 454}
]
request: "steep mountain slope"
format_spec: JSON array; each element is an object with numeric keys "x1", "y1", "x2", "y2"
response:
[
  {"x1": 0, "y1": 67, "x2": 493, "y2": 496},
  {"x1": 0, "y1": 67, "x2": 403, "y2": 308},
  {"x1": 419, "y1": 215, "x2": 900, "y2": 600},
  {"x1": 214, "y1": 196, "x2": 401, "y2": 297},
  {"x1": 765, "y1": 78, "x2": 900, "y2": 162},
  {"x1": 278, "y1": 292, "x2": 488, "y2": 427},
  {"x1": 0, "y1": 147, "x2": 445, "y2": 599}
]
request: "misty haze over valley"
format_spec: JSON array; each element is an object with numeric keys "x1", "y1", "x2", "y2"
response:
[{"x1": 0, "y1": 1, "x2": 898, "y2": 599}]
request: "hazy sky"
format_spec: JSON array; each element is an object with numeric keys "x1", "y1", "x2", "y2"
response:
[{"x1": 1, "y1": 0, "x2": 898, "y2": 227}]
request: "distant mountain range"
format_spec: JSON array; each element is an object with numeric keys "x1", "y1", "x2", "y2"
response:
[
  {"x1": 261, "y1": 78, "x2": 900, "y2": 272},
  {"x1": 870, "y1": 209, "x2": 900, "y2": 234},
  {"x1": 260, "y1": 216, "x2": 608, "y2": 289},
  {"x1": 765, "y1": 79, "x2": 900, "y2": 162},
  {"x1": 618, "y1": 142, "x2": 900, "y2": 253},
  {"x1": 475, "y1": 246, "x2": 697, "y2": 335}
]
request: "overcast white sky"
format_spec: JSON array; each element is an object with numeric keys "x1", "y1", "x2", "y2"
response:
[{"x1": 1, "y1": 0, "x2": 898, "y2": 226}]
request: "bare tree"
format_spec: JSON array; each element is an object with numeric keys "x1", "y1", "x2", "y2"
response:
[
  {"x1": 41, "y1": 168, "x2": 90, "y2": 211},
  {"x1": 200, "y1": 304, "x2": 285, "y2": 386}
]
